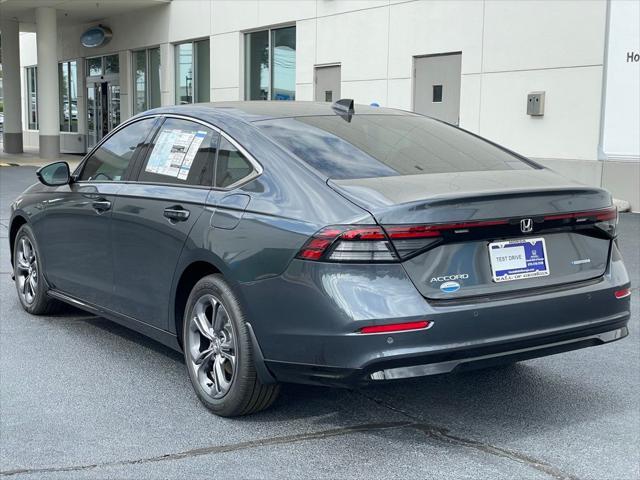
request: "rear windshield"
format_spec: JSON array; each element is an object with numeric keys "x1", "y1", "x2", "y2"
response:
[{"x1": 256, "y1": 114, "x2": 535, "y2": 179}]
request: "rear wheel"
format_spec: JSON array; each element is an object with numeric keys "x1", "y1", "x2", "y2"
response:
[
  {"x1": 183, "y1": 274, "x2": 279, "y2": 417},
  {"x1": 13, "y1": 224, "x2": 62, "y2": 315}
]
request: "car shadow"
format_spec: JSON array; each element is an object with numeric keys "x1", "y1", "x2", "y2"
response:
[
  {"x1": 80, "y1": 314, "x2": 185, "y2": 362},
  {"x1": 50, "y1": 309, "x2": 630, "y2": 444},
  {"x1": 254, "y1": 362, "x2": 626, "y2": 430},
  {"x1": 40, "y1": 303, "x2": 183, "y2": 362}
]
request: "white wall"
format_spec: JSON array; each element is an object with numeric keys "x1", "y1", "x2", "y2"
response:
[
  {"x1": 600, "y1": 0, "x2": 640, "y2": 209},
  {"x1": 601, "y1": 0, "x2": 640, "y2": 161},
  {"x1": 293, "y1": 0, "x2": 608, "y2": 163},
  {"x1": 479, "y1": 0, "x2": 607, "y2": 161}
]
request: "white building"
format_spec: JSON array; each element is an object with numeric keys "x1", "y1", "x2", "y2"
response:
[{"x1": 1, "y1": 0, "x2": 638, "y2": 208}]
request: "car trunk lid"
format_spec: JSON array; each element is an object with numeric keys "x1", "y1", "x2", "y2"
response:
[{"x1": 328, "y1": 169, "x2": 615, "y2": 300}]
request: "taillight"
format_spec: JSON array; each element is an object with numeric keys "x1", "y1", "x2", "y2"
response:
[
  {"x1": 544, "y1": 206, "x2": 618, "y2": 237},
  {"x1": 296, "y1": 226, "x2": 397, "y2": 262},
  {"x1": 359, "y1": 320, "x2": 432, "y2": 334},
  {"x1": 384, "y1": 225, "x2": 442, "y2": 259},
  {"x1": 614, "y1": 288, "x2": 631, "y2": 299},
  {"x1": 384, "y1": 218, "x2": 509, "y2": 259},
  {"x1": 595, "y1": 207, "x2": 618, "y2": 237},
  {"x1": 296, "y1": 208, "x2": 619, "y2": 263},
  {"x1": 297, "y1": 219, "x2": 511, "y2": 262}
]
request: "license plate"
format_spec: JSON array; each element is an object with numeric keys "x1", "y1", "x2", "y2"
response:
[{"x1": 489, "y1": 237, "x2": 550, "y2": 282}]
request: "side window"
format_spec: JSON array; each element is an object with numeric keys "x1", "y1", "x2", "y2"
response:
[
  {"x1": 79, "y1": 118, "x2": 155, "y2": 181},
  {"x1": 137, "y1": 118, "x2": 219, "y2": 186},
  {"x1": 215, "y1": 138, "x2": 255, "y2": 188}
]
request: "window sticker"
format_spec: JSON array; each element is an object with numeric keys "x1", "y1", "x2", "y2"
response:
[
  {"x1": 178, "y1": 131, "x2": 207, "y2": 180},
  {"x1": 145, "y1": 129, "x2": 207, "y2": 179}
]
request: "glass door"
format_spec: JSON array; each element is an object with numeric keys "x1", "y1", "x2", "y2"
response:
[
  {"x1": 86, "y1": 80, "x2": 120, "y2": 149},
  {"x1": 86, "y1": 83, "x2": 100, "y2": 149},
  {"x1": 107, "y1": 82, "x2": 121, "y2": 131},
  {"x1": 85, "y1": 54, "x2": 120, "y2": 150}
]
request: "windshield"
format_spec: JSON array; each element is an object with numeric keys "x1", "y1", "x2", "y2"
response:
[{"x1": 256, "y1": 114, "x2": 535, "y2": 180}]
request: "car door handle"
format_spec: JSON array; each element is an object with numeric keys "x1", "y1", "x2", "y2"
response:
[
  {"x1": 163, "y1": 206, "x2": 190, "y2": 222},
  {"x1": 92, "y1": 199, "x2": 112, "y2": 213}
]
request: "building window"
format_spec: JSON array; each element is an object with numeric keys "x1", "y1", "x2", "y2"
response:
[
  {"x1": 59, "y1": 61, "x2": 78, "y2": 132},
  {"x1": 87, "y1": 57, "x2": 101, "y2": 76},
  {"x1": 133, "y1": 47, "x2": 161, "y2": 115},
  {"x1": 245, "y1": 26, "x2": 296, "y2": 101},
  {"x1": 432, "y1": 85, "x2": 443, "y2": 103},
  {"x1": 26, "y1": 66, "x2": 38, "y2": 130},
  {"x1": 245, "y1": 30, "x2": 268, "y2": 100},
  {"x1": 87, "y1": 55, "x2": 119, "y2": 77},
  {"x1": 105, "y1": 54, "x2": 119, "y2": 74},
  {"x1": 175, "y1": 39, "x2": 210, "y2": 105}
]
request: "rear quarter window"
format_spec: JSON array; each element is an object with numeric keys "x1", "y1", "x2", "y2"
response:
[
  {"x1": 256, "y1": 115, "x2": 535, "y2": 180},
  {"x1": 215, "y1": 138, "x2": 255, "y2": 188}
]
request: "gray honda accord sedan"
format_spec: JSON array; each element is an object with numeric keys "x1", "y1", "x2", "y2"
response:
[{"x1": 9, "y1": 101, "x2": 631, "y2": 416}]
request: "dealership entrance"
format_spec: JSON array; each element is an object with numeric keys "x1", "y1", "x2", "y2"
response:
[
  {"x1": 86, "y1": 80, "x2": 121, "y2": 148},
  {"x1": 85, "y1": 55, "x2": 121, "y2": 148}
]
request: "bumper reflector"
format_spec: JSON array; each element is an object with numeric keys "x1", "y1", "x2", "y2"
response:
[
  {"x1": 614, "y1": 288, "x2": 631, "y2": 299},
  {"x1": 359, "y1": 320, "x2": 432, "y2": 334}
]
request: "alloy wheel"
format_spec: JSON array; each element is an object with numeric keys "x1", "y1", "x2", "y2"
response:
[
  {"x1": 187, "y1": 294, "x2": 237, "y2": 399},
  {"x1": 15, "y1": 236, "x2": 38, "y2": 305}
]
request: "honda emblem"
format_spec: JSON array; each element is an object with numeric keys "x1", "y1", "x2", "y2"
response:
[{"x1": 520, "y1": 218, "x2": 533, "y2": 233}]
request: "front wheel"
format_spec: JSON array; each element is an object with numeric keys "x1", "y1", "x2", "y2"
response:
[
  {"x1": 183, "y1": 274, "x2": 279, "y2": 417},
  {"x1": 13, "y1": 224, "x2": 62, "y2": 315}
]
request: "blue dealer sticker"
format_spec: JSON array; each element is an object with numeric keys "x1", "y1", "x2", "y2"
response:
[{"x1": 440, "y1": 281, "x2": 461, "y2": 293}]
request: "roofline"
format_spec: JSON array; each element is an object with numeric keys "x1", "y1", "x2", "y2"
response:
[{"x1": 144, "y1": 101, "x2": 418, "y2": 123}]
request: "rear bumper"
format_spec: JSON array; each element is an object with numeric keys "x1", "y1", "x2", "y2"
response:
[
  {"x1": 264, "y1": 320, "x2": 629, "y2": 386},
  {"x1": 240, "y1": 243, "x2": 631, "y2": 387},
  {"x1": 369, "y1": 323, "x2": 628, "y2": 381}
]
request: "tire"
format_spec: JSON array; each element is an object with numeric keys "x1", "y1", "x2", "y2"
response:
[
  {"x1": 182, "y1": 274, "x2": 279, "y2": 417},
  {"x1": 13, "y1": 224, "x2": 63, "y2": 315}
]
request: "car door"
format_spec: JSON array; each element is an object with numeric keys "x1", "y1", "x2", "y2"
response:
[
  {"x1": 110, "y1": 116, "x2": 219, "y2": 329},
  {"x1": 34, "y1": 117, "x2": 158, "y2": 307}
]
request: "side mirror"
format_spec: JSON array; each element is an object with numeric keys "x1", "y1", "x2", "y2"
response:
[{"x1": 36, "y1": 161, "x2": 71, "y2": 187}]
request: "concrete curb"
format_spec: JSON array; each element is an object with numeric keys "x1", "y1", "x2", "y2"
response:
[{"x1": 614, "y1": 198, "x2": 631, "y2": 212}]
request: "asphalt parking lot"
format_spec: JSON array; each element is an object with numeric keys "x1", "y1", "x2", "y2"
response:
[{"x1": 0, "y1": 165, "x2": 638, "y2": 480}]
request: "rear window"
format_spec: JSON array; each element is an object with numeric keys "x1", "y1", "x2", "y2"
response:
[{"x1": 256, "y1": 114, "x2": 535, "y2": 179}]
